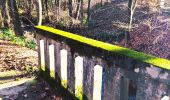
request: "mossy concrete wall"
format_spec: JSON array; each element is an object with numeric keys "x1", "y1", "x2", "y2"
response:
[{"x1": 35, "y1": 26, "x2": 170, "y2": 100}]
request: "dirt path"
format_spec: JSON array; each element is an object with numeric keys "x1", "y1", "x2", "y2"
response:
[
  {"x1": 0, "y1": 40, "x2": 62, "y2": 100},
  {"x1": 0, "y1": 39, "x2": 38, "y2": 99}
]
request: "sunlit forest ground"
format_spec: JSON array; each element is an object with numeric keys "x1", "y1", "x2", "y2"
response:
[{"x1": 0, "y1": 39, "x2": 63, "y2": 100}]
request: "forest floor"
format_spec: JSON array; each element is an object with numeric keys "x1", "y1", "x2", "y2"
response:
[
  {"x1": 89, "y1": 4, "x2": 170, "y2": 59},
  {"x1": 0, "y1": 40, "x2": 62, "y2": 100},
  {"x1": 48, "y1": 3, "x2": 170, "y2": 59},
  {"x1": 78, "y1": 4, "x2": 170, "y2": 59}
]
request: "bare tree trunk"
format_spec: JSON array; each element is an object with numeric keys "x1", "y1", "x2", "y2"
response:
[
  {"x1": 55, "y1": 0, "x2": 60, "y2": 21},
  {"x1": 57, "y1": 0, "x2": 60, "y2": 15},
  {"x1": 124, "y1": 0, "x2": 138, "y2": 46},
  {"x1": 0, "y1": 13, "x2": 3, "y2": 27},
  {"x1": 37, "y1": 0, "x2": 42, "y2": 25},
  {"x1": 80, "y1": 0, "x2": 83, "y2": 24},
  {"x1": 87, "y1": 0, "x2": 91, "y2": 23},
  {"x1": 9, "y1": 0, "x2": 23, "y2": 36},
  {"x1": 0, "y1": 1, "x2": 4, "y2": 27},
  {"x1": 68, "y1": 0, "x2": 73, "y2": 17},
  {"x1": 75, "y1": 0, "x2": 80, "y2": 20},
  {"x1": 128, "y1": 0, "x2": 138, "y2": 30},
  {"x1": 1, "y1": 0, "x2": 11, "y2": 28},
  {"x1": 45, "y1": 0, "x2": 49, "y2": 18}
]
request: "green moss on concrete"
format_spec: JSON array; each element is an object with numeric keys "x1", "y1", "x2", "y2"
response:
[
  {"x1": 50, "y1": 70, "x2": 55, "y2": 79},
  {"x1": 75, "y1": 86, "x2": 83, "y2": 100},
  {"x1": 41, "y1": 66, "x2": 45, "y2": 72},
  {"x1": 35, "y1": 26, "x2": 170, "y2": 70},
  {"x1": 61, "y1": 80, "x2": 67, "y2": 88}
]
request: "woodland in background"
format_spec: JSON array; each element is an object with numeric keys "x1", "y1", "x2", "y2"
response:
[
  {"x1": 0, "y1": 0, "x2": 166, "y2": 31},
  {"x1": 0, "y1": 0, "x2": 167, "y2": 32},
  {"x1": 0, "y1": 0, "x2": 170, "y2": 59}
]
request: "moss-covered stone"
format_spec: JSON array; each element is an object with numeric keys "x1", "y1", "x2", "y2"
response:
[
  {"x1": 41, "y1": 66, "x2": 45, "y2": 72},
  {"x1": 50, "y1": 70, "x2": 55, "y2": 79},
  {"x1": 61, "y1": 80, "x2": 67, "y2": 88},
  {"x1": 35, "y1": 26, "x2": 170, "y2": 70},
  {"x1": 75, "y1": 86, "x2": 83, "y2": 100}
]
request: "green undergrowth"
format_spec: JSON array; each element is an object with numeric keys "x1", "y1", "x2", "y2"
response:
[
  {"x1": 0, "y1": 28, "x2": 36, "y2": 49},
  {"x1": 35, "y1": 26, "x2": 170, "y2": 70},
  {"x1": 25, "y1": 66, "x2": 38, "y2": 73}
]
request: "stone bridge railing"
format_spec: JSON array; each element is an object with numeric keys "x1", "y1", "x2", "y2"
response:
[{"x1": 35, "y1": 26, "x2": 170, "y2": 100}]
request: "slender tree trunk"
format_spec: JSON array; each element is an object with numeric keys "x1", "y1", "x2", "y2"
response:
[
  {"x1": 55, "y1": 0, "x2": 60, "y2": 21},
  {"x1": 0, "y1": 13, "x2": 3, "y2": 27},
  {"x1": 58, "y1": 0, "x2": 60, "y2": 15},
  {"x1": 80, "y1": 0, "x2": 83, "y2": 24},
  {"x1": 75, "y1": 0, "x2": 80, "y2": 19},
  {"x1": 87, "y1": 0, "x2": 91, "y2": 23},
  {"x1": 42, "y1": 0, "x2": 45, "y2": 13},
  {"x1": 128, "y1": 0, "x2": 138, "y2": 31},
  {"x1": 37, "y1": 0, "x2": 42, "y2": 25},
  {"x1": 124, "y1": 0, "x2": 138, "y2": 46},
  {"x1": 0, "y1": 1, "x2": 4, "y2": 27},
  {"x1": 68, "y1": 0, "x2": 73, "y2": 17},
  {"x1": 9, "y1": 0, "x2": 23, "y2": 36},
  {"x1": 45, "y1": 0, "x2": 49, "y2": 18},
  {"x1": 5, "y1": 0, "x2": 11, "y2": 28},
  {"x1": 1, "y1": 0, "x2": 11, "y2": 28}
]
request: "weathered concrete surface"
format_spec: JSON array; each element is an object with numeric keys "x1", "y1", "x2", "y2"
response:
[
  {"x1": 0, "y1": 77, "x2": 35, "y2": 99},
  {"x1": 103, "y1": 67, "x2": 121, "y2": 100}
]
